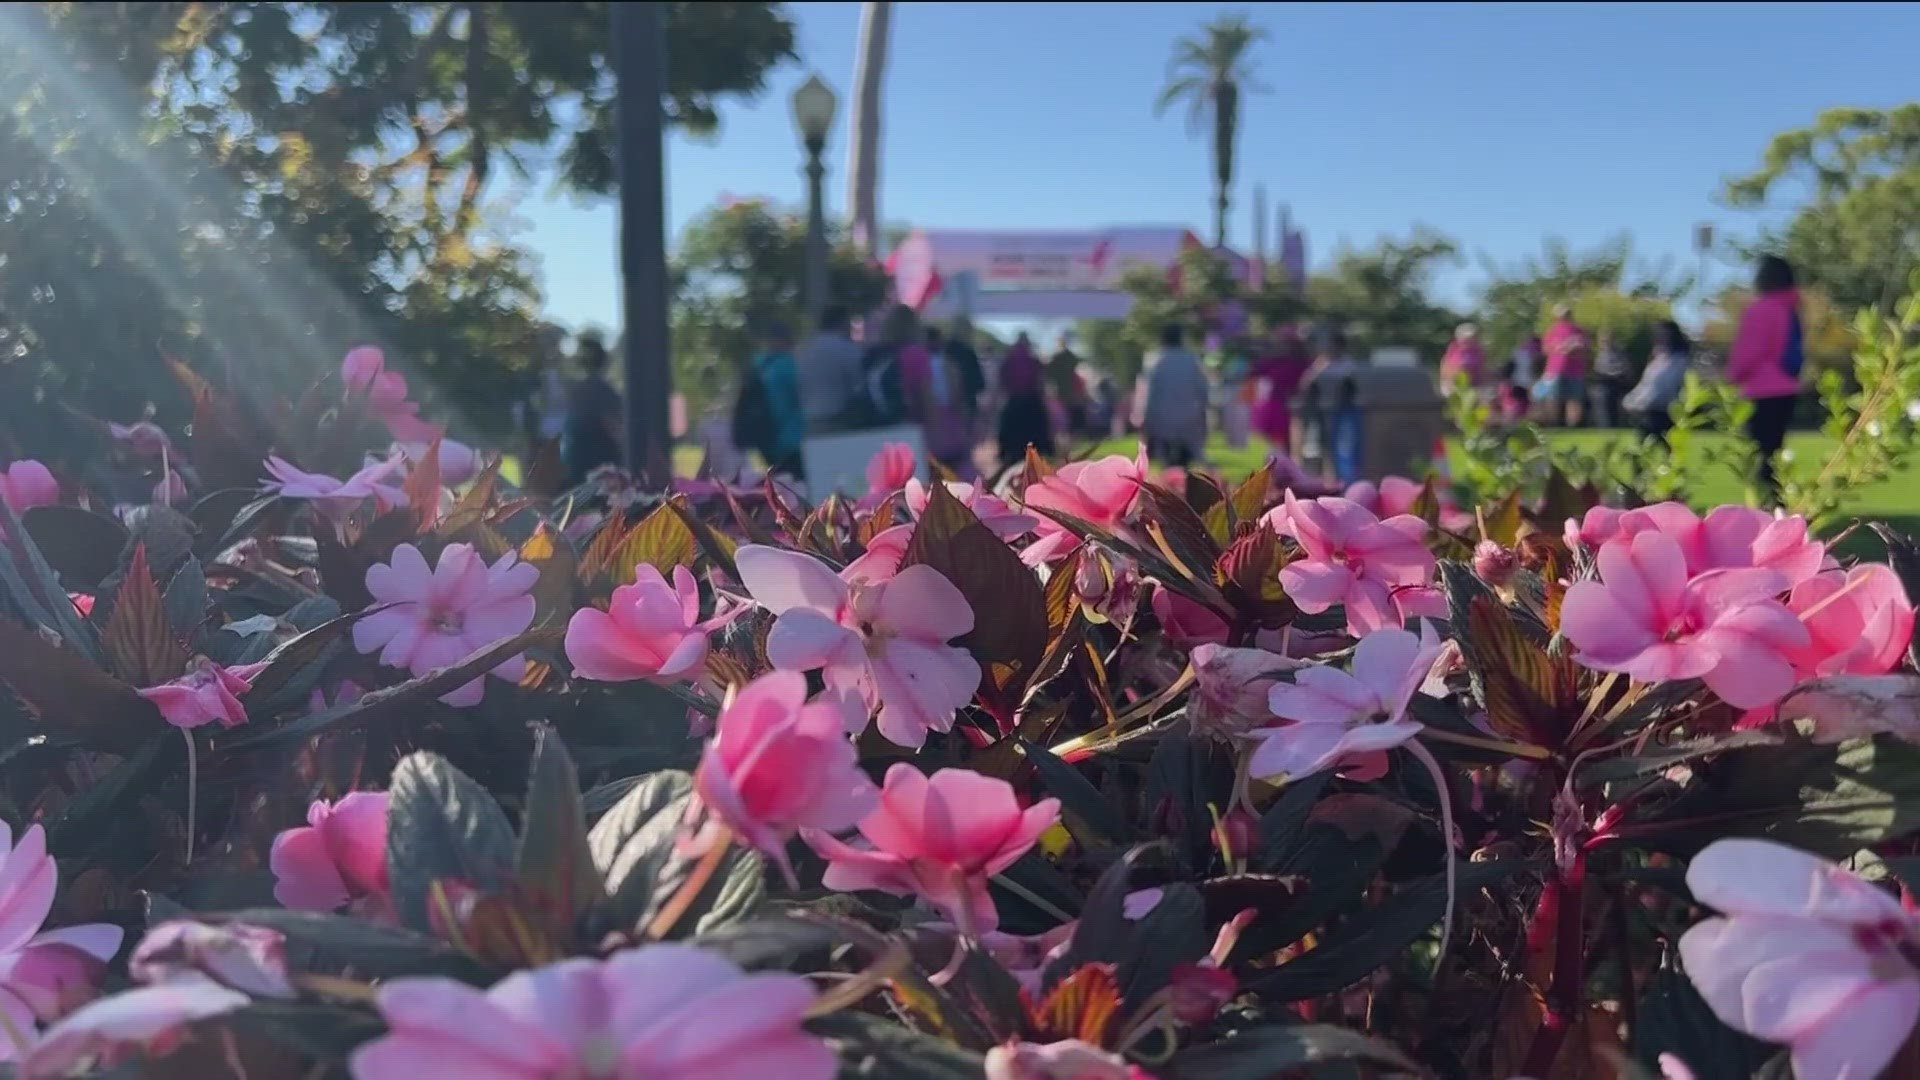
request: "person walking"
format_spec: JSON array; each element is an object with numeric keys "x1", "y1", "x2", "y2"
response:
[
  {"x1": 797, "y1": 304, "x2": 865, "y2": 430},
  {"x1": 944, "y1": 317, "x2": 987, "y2": 438},
  {"x1": 1726, "y1": 255, "x2": 1806, "y2": 501},
  {"x1": 894, "y1": 307, "x2": 973, "y2": 479},
  {"x1": 1251, "y1": 325, "x2": 1311, "y2": 452},
  {"x1": 738, "y1": 319, "x2": 805, "y2": 481},
  {"x1": 1140, "y1": 322, "x2": 1211, "y2": 469},
  {"x1": 561, "y1": 333, "x2": 623, "y2": 485},
  {"x1": 997, "y1": 330, "x2": 1053, "y2": 469},
  {"x1": 1624, "y1": 319, "x2": 1693, "y2": 445},
  {"x1": 1590, "y1": 331, "x2": 1633, "y2": 428},
  {"x1": 1542, "y1": 305, "x2": 1591, "y2": 427},
  {"x1": 1048, "y1": 333, "x2": 1089, "y2": 442},
  {"x1": 1507, "y1": 332, "x2": 1543, "y2": 420},
  {"x1": 1440, "y1": 322, "x2": 1487, "y2": 393}
]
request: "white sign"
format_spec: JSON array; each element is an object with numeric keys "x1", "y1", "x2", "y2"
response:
[{"x1": 801, "y1": 424, "x2": 927, "y2": 498}]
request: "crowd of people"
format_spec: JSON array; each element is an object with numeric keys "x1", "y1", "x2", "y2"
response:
[{"x1": 525, "y1": 252, "x2": 1812, "y2": 502}]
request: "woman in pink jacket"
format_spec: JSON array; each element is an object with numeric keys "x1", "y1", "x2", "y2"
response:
[{"x1": 1726, "y1": 255, "x2": 1804, "y2": 500}]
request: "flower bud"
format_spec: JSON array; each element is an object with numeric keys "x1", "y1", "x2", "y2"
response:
[{"x1": 1473, "y1": 540, "x2": 1518, "y2": 587}]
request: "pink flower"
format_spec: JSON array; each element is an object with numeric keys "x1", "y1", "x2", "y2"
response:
[
  {"x1": 688, "y1": 672, "x2": 878, "y2": 885},
  {"x1": 1473, "y1": 541, "x2": 1518, "y2": 587},
  {"x1": 735, "y1": 545, "x2": 981, "y2": 749},
  {"x1": 1074, "y1": 549, "x2": 1141, "y2": 625},
  {"x1": 261, "y1": 455, "x2": 409, "y2": 520},
  {"x1": 805, "y1": 764, "x2": 1059, "y2": 936},
  {"x1": 1250, "y1": 624, "x2": 1445, "y2": 781},
  {"x1": 0, "y1": 824, "x2": 124, "y2": 1056},
  {"x1": 566, "y1": 565, "x2": 712, "y2": 684},
  {"x1": 398, "y1": 439, "x2": 479, "y2": 488},
  {"x1": 906, "y1": 479, "x2": 1037, "y2": 540},
  {"x1": 0, "y1": 461, "x2": 57, "y2": 526},
  {"x1": 341, "y1": 346, "x2": 387, "y2": 396},
  {"x1": 1274, "y1": 493, "x2": 1439, "y2": 637},
  {"x1": 107, "y1": 422, "x2": 171, "y2": 459},
  {"x1": 1679, "y1": 838, "x2": 1920, "y2": 1080},
  {"x1": 341, "y1": 347, "x2": 444, "y2": 444},
  {"x1": 349, "y1": 944, "x2": 836, "y2": 1080},
  {"x1": 986, "y1": 1040, "x2": 1135, "y2": 1080},
  {"x1": 1019, "y1": 449, "x2": 1147, "y2": 564},
  {"x1": 151, "y1": 472, "x2": 188, "y2": 508},
  {"x1": 1344, "y1": 476, "x2": 1423, "y2": 518},
  {"x1": 129, "y1": 922, "x2": 292, "y2": 999},
  {"x1": 1786, "y1": 564, "x2": 1915, "y2": 681},
  {"x1": 1151, "y1": 587, "x2": 1229, "y2": 649},
  {"x1": 353, "y1": 543, "x2": 538, "y2": 706},
  {"x1": 1568, "y1": 502, "x2": 1827, "y2": 587},
  {"x1": 269, "y1": 792, "x2": 391, "y2": 918},
  {"x1": 1559, "y1": 531, "x2": 1810, "y2": 709},
  {"x1": 137, "y1": 658, "x2": 264, "y2": 730},
  {"x1": 866, "y1": 442, "x2": 917, "y2": 499},
  {"x1": 1187, "y1": 644, "x2": 1300, "y2": 742},
  {"x1": 19, "y1": 978, "x2": 248, "y2": 1078}
]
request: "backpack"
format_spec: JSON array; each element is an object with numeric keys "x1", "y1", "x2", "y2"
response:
[
  {"x1": 731, "y1": 361, "x2": 774, "y2": 457},
  {"x1": 859, "y1": 344, "x2": 907, "y2": 425}
]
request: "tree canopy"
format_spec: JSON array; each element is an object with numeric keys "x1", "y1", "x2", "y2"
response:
[
  {"x1": 0, "y1": 2, "x2": 796, "y2": 450},
  {"x1": 1724, "y1": 104, "x2": 1920, "y2": 314}
]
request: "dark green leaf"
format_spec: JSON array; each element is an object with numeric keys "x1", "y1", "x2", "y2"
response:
[
  {"x1": 1255, "y1": 771, "x2": 1330, "y2": 869},
  {"x1": 1630, "y1": 964, "x2": 1776, "y2": 1080},
  {"x1": 1046, "y1": 844, "x2": 1166, "y2": 990},
  {"x1": 812, "y1": 1012, "x2": 985, "y2": 1080},
  {"x1": 1022, "y1": 740, "x2": 1129, "y2": 847},
  {"x1": 386, "y1": 752, "x2": 518, "y2": 931},
  {"x1": 228, "y1": 627, "x2": 563, "y2": 748},
  {"x1": 584, "y1": 769, "x2": 765, "y2": 936},
  {"x1": 1251, "y1": 859, "x2": 1524, "y2": 1000},
  {"x1": 162, "y1": 556, "x2": 207, "y2": 632},
  {"x1": 1116, "y1": 882, "x2": 1208, "y2": 1008},
  {"x1": 516, "y1": 727, "x2": 603, "y2": 921},
  {"x1": 1164, "y1": 1023, "x2": 1418, "y2": 1080},
  {"x1": 0, "y1": 496, "x2": 105, "y2": 664},
  {"x1": 21, "y1": 505, "x2": 128, "y2": 592},
  {"x1": 1644, "y1": 734, "x2": 1920, "y2": 860},
  {"x1": 48, "y1": 737, "x2": 169, "y2": 854},
  {"x1": 0, "y1": 618, "x2": 162, "y2": 752}
]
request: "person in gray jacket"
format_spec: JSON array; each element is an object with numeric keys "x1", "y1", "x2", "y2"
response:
[
  {"x1": 1140, "y1": 322, "x2": 1211, "y2": 468},
  {"x1": 1623, "y1": 320, "x2": 1693, "y2": 445}
]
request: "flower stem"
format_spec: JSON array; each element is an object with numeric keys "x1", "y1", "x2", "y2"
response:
[
  {"x1": 182, "y1": 726, "x2": 198, "y2": 866},
  {"x1": 645, "y1": 824, "x2": 731, "y2": 940},
  {"x1": 1518, "y1": 848, "x2": 1588, "y2": 1076}
]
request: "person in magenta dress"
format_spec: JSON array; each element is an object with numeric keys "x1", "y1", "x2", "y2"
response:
[
  {"x1": 889, "y1": 305, "x2": 976, "y2": 480},
  {"x1": 1439, "y1": 322, "x2": 1487, "y2": 392},
  {"x1": 1541, "y1": 305, "x2": 1592, "y2": 427},
  {"x1": 1251, "y1": 324, "x2": 1311, "y2": 452}
]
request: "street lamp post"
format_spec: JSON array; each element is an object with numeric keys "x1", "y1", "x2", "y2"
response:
[
  {"x1": 611, "y1": 2, "x2": 672, "y2": 480},
  {"x1": 791, "y1": 74, "x2": 838, "y2": 331}
]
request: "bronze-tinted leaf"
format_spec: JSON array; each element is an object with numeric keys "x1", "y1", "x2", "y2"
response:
[
  {"x1": 1202, "y1": 463, "x2": 1273, "y2": 548},
  {"x1": 442, "y1": 458, "x2": 502, "y2": 532},
  {"x1": 519, "y1": 522, "x2": 577, "y2": 626},
  {"x1": 1184, "y1": 470, "x2": 1226, "y2": 519},
  {"x1": 21, "y1": 506, "x2": 128, "y2": 592},
  {"x1": 900, "y1": 483, "x2": 1047, "y2": 722},
  {"x1": 668, "y1": 499, "x2": 740, "y2": 581},
  {"x1": 0, "y1": 619, "x2": 161, "y2": 751},
  {"x1": 1480, "y1": 490, "x2": 1526, "y2": 546},
  {"x1": 1468, "y1": 595, "x2": 1580, "y2": 749},
  {"x1": 402, "y1": 439, "x2": 443, "y2": 532},
  {"x1": 576, "y1": 511, "x2": 631, "y2": 580},
  {"x1": 1023, "y1": 445, "x2": 1056, "y2": 486},
  {"x1": 607, "y1": 500, "x2": 697, "y2": 585},
  {"x1": 1136, "y1": 481, "x2": 1223, "y2": 579},
  {"x1": 101, "y1": 544, "x2": 190, "y2": 687}
]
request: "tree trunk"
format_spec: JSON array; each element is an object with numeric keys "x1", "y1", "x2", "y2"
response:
[
  {"x1": 846, "y1": 1, "x2": 892, "y2": 258},
  {"x1": 1211, "y1": 79, "x2": 1238, "y2": 249}
]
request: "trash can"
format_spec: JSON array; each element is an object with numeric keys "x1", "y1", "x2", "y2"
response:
[{"x1": 1292, "y1": 365, "x2": 1445, "y2": 484}]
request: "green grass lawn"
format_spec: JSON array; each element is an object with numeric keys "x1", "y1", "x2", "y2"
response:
[{"x1": 1084, "y1": 429, "x2": 1920, "y2": 536}]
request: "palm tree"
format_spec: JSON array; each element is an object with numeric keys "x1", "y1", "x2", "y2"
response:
[
  {"x1": 1156, "y1": 15, "x2": 1267, "y2": 249},
  {"x1": 845, "y1": 1, "x2": 892, "y2": 258}
]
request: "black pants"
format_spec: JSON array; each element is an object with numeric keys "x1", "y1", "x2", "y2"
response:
[
  {"x1": 1148, "y1": 437, "x2": 1196, "y2": 469},
  {"x1": 1747, "y1": 394, "x2": 1796, "y2": 501},
  {"x1": 1637, "y1": 409, "x2": 1674, "y2": 447}
]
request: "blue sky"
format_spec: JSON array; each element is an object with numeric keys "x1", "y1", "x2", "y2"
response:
[{"x1": 505, "y1": 1, "x2": 1917, "y2": 336}]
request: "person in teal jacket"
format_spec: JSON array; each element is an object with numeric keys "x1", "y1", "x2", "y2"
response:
[{"x1": 751, "y1": 319, "x2": 806, "y2": 481}]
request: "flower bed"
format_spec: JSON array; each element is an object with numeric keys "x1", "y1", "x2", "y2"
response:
[{"x1": 0, "y1": 345, "x2": 1916, "y2": 1079}]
